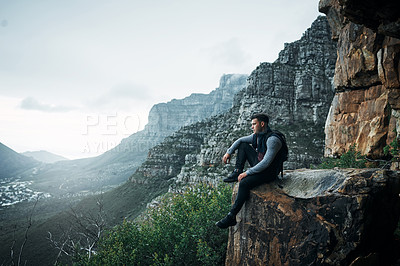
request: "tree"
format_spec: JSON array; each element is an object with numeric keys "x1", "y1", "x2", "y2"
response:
[
  {"x1": 47, "y1": 196, "x2": 107, "y2": 265},
  {"x1": 8, "y1": 196, "x2": 39, "y2": 266},
  {"x1": 85, "y1": 183, "x2": 232, "y2": 265}
]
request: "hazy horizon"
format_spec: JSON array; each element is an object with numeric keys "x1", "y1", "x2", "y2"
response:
[{"x1": 0, "y1": 0, "x2": 322, "y2": 159}]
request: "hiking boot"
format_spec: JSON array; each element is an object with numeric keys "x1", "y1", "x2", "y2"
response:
[
  {"x1": 223, "y1": 169, "x2": 241, "y2": 183},
  {"x1": 216, "y1": 212, "x2": 237, "y2": 229}
]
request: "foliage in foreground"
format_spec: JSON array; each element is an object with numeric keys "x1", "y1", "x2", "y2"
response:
[{"x1": 78, "y1": 183, "x2": 232, "y2": 265}]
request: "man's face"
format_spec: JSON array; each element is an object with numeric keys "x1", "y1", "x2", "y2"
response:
[{"x1": 251, "y1": 118, "x2": 265, "y2": 134}]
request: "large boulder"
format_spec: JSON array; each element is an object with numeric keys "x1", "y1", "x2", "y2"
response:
[{"x1": 225, "y1": 169, "x2": 400, "y2": 265}]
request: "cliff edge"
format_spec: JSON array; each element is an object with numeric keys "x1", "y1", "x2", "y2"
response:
[{"x1": 226, "y1": 169, "x2": 400, "y2": 265}]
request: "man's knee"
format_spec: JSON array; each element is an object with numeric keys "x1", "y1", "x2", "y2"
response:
[
  {"x1": 238, "y1": 142, "x2": 251, "y2": 151},
  {"x1": 238, "y1": 179, "x2": 247, "y2": 189},
  {"x1": 238, "y1": 177, "x2": 252, "y2": 190},
  {"x1": 238, "y1": 143, "x2": 255, "y2": 157},
  {"x1": 239, "y1": 174, "x2": 267, "y2": 191}
]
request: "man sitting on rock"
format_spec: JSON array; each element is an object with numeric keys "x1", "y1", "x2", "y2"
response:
[{"x1": 216, "y1": 113, "x2": 284, "y2": 229}]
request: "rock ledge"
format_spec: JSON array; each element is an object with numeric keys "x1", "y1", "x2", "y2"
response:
[{"x1": 226, "y1": 169, "x2": 400, "y2": 265}]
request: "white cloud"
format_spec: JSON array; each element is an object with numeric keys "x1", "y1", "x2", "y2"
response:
[
  {"x1": 20, "y1": 97, "x2": 77, "y2": 112},
  {"x1": 201, "y1": 38, "x2": 251, "y2": 67},
  {"x1": 85, "y1": 82, "x2": 155, "y2": 112}
]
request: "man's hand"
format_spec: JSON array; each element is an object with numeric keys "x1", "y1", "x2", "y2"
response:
[
  {"x1": 238, "y1": 172, "x2": 247, "y2": 182},
  {"x1": 222, "y1": 153, "x2": 231, "y2": 164}
]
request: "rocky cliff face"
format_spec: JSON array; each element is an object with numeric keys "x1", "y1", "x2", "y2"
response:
[
  {"x1": 319, "y1": 0, "x2": 400, "y2": 163},
  {"x1": 234, "y1": 16, "x2": 336, "y2": 128},
  {"x1": 130, "y1": 122, "x2": 209, "y2": 184},
  {"x1": 232, "y1": 17, "x2": 336, "y2": 169},
  {"x1": 177, "y1": 15, "x2": 337, "y2": 184},
  {"x1": 97, "y1": 73, "x2": 247, "y2": 169},
  {"x1": 129, "y1": 16, "x2": 337, "y2": 196},
  {"x1": 226, "y1": 169, "x2": 400, "y2": 265},
  {"x1": 144, "y1": 74, "x2": 248, "y2": 135},
  {"x1": 101, "y1": 73, "x2": 248, "y2": 167},
  {"x1": 98, "y1": 74, "x2": 248, "y2": 173}
]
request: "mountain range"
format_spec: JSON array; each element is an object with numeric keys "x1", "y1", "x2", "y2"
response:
[
  {"x1": 0, "y1": 74, "x2": 248, "y2": 200},
  {"x1": 0, "y1": 16, "x2": 338, "y2": 265}
]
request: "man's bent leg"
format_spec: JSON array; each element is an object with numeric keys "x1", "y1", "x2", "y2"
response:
[
  {"x1": 230, "y1": 172, "x2": 275, "y2": 215},
  {"x1": 224, "y1": 143, "x2": 257, "y2": 183},
  {"x1": 217, "y1": 172, "x2": 274, "y2": 228},
  {"x1": 235, "y1": 143, "x2": 258, "y2": 170}
]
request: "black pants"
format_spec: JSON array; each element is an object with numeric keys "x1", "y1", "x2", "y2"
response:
[{"x1": 230, "y1": 143, "x2": 278, "y2": 216}]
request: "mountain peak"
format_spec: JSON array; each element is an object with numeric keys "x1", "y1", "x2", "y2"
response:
[
  {"x1": 22, "y1": 150, "x2": 69, "y2": 164},
  {"x1": 0, "y1": 142, "x2": 39, "y2": 179}
]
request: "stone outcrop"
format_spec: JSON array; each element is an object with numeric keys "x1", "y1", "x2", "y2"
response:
[
  {"x1": 226, "y1": 169, "x2": 400, "y2": 265},
  {"x1": 324, "y1": 86, "x2": 391, "y2": 158},
  {"x1": 319, "y1": 0, "x2": 400, "y2": 162}
]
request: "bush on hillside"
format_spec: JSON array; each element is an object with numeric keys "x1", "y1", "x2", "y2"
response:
[
  {"x1": 80, "y1": 183, "x2": 232, "y2": 265},
  {"x1": 316, "y1": 144, "x2": 367, "y2": 169}
]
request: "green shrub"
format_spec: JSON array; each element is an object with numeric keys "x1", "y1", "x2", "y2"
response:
[
  {"x1": 317, "y1": 144, "x2": 367, "y2": 169},
  {"x1": 384, "y1": 136, "x2": 399, "y2": 162},
  {"x1": 82, "y1": 183, "x2": 232, "y2": 265}
]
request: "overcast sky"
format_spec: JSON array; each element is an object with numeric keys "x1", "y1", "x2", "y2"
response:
[{"x1": 0, "y1": 0, "x2": 322, "y2": 159}]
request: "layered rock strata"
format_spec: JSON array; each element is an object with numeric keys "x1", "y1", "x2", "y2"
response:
[
  {"x1": 141, "y1": 74, "x2": 248, "y2": 135},
  {"x1": 226, "y1": 169, "x2": 400, "y2": 265},
  {"x1": 319, "y1": 0, "x2": 400, "y2": 162},
  {"x1": 130, "y1": 123, "x2": 208, "y2": 183}
]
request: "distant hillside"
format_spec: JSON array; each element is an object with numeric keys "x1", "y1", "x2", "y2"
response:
[
  {"x1": 0, "y1": 142, "x2": 39, "y2": 180},
  {"x1": 22, "y1": 150, "x2": 69, "y2": 163}
]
